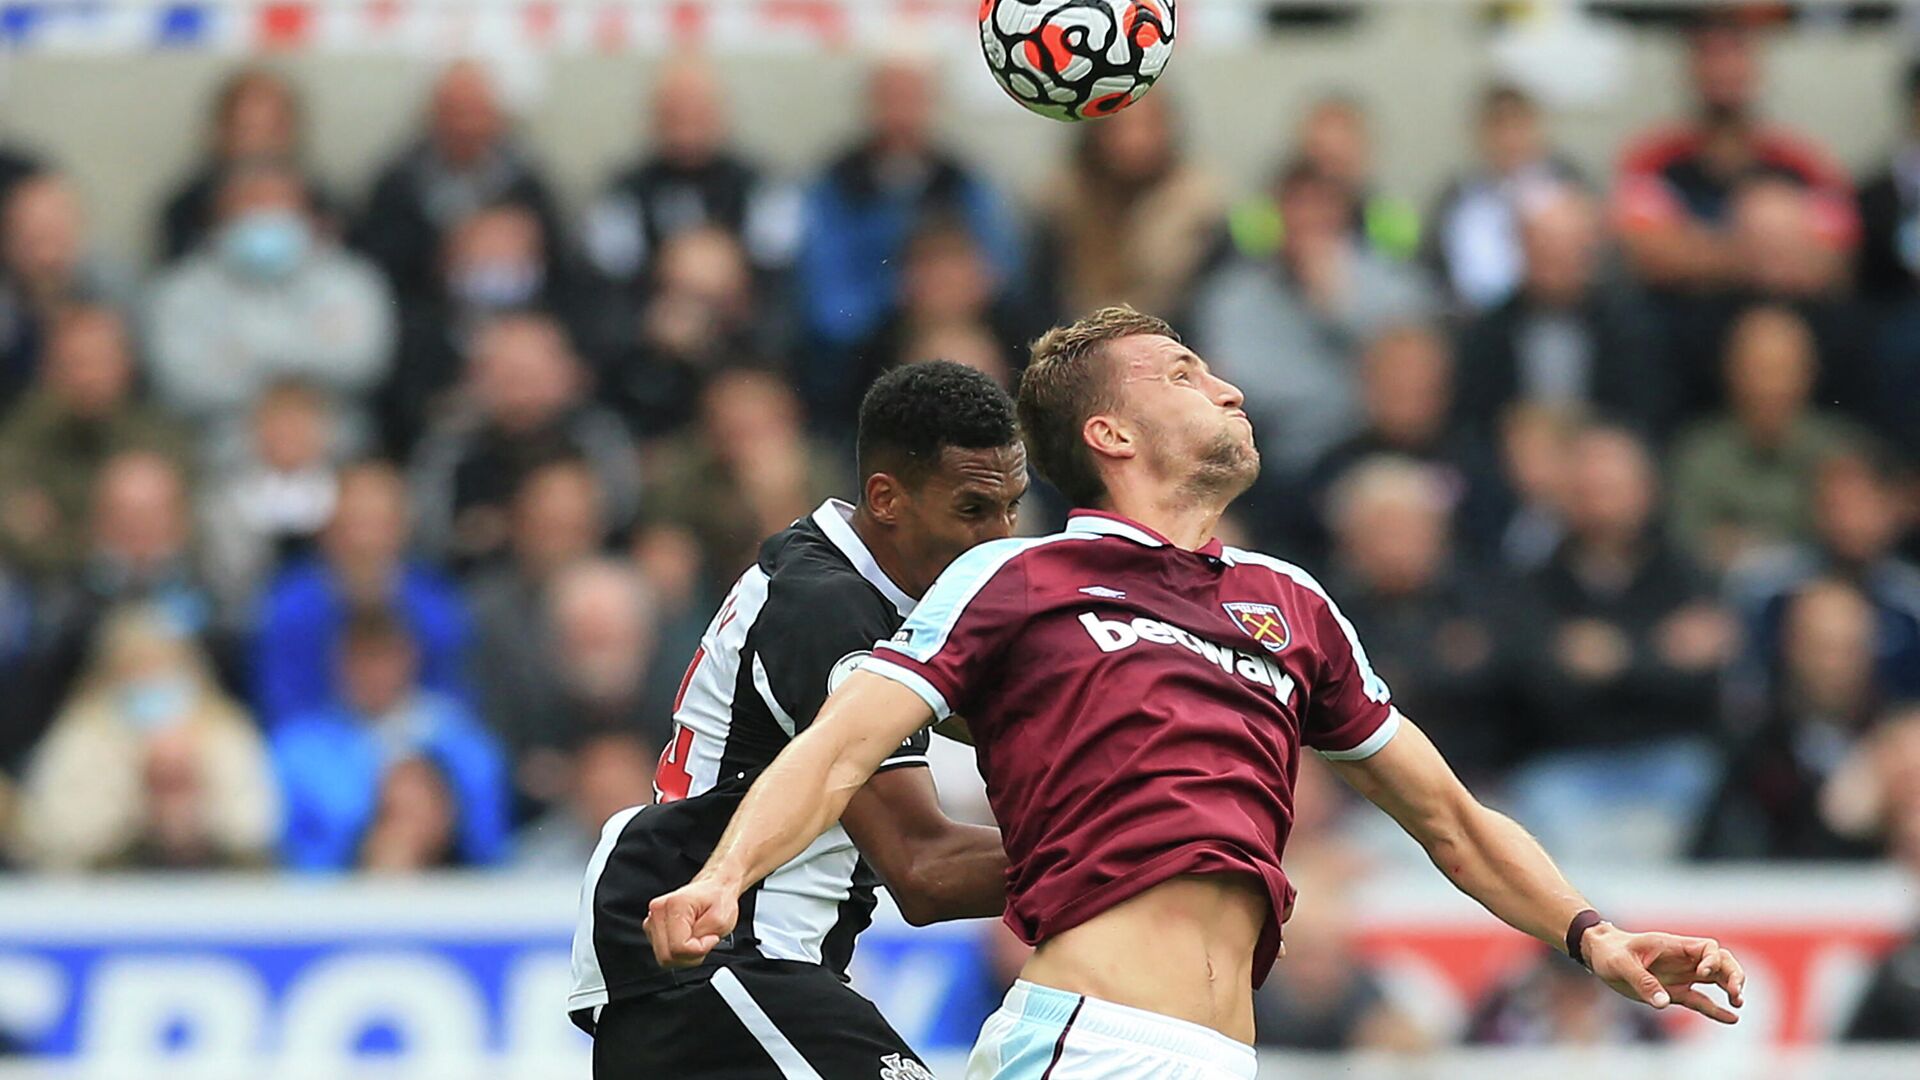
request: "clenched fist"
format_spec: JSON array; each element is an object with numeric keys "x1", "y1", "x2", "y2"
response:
[{"x1": 644, "y1": 878, "x2": 742, "y2": 968}]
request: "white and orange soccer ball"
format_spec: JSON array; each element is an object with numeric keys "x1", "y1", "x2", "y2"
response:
[{"x1": 978, "y1": 0, "x2": 1176, "y2": 122}]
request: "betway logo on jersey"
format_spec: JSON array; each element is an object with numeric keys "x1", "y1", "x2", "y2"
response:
[{"x1": 1078, "y1": 612, "x2": 1297, "y2": 702}]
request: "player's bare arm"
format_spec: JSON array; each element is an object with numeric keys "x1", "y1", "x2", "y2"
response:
[
  {"x1": 842, "y1": 763, "x2": 1006, "y2": 926},
  {"x1": 645, "y1": 672, "x2": 936, "y2": 967},
  {"x1": 1327, "y1": 714, "x2": 1747, "y2": 1024}
]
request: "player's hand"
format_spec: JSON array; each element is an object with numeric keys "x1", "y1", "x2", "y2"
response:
[
  {"x1": 644, "y1": 878, "x2": 741, "y2": 969},
  {"x1": 1583, "y1": 923, "x2": 1747, "y2": 1024}
]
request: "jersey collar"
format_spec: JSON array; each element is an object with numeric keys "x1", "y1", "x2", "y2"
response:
[
  {"x1": 812, "y1": 499, "x2": 916, "y2": 618},
  {"x1": 1066, "y1": 510, "x2": 1226, "y2": 560}
]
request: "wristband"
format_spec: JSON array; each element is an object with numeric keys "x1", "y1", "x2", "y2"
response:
[{"x1": 1566, "y1": 908, "x2": 1603, "y2": 970}]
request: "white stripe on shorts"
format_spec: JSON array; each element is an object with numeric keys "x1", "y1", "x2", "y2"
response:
[{"x1": 710, "y1": 967, "x2": 826, "y2": 1080}]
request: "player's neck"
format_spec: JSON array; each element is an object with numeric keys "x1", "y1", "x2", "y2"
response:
[
  {"x1": 850, "y1": 505, "x2": 925, "y2": 599},
  {"x1": 1102, "y1": 490, "x2": 1226, "y2": 552}
]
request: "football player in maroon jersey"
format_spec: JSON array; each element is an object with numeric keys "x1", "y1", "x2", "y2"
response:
[{"x1": 648, "y1": 307, "x2": 1745, "y2": 1079}]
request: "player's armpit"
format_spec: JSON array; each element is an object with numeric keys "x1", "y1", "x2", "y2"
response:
[
  {"x1": 842, "y1": 766, "x2": 1007, "y2": 926},
  {"x1": 934, "y1": 715, "x2": 975, "y2": 745}
]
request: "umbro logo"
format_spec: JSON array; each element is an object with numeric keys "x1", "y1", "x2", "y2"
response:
[{"x1": 1079, "y1": 585, "x2": 1128, "y2": 599}]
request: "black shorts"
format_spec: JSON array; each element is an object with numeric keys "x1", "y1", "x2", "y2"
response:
[{"x1": 589, "y1": 957, "x2": 934, "y2": 1079}]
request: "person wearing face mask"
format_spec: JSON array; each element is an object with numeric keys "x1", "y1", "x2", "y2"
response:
[
  {"x1": 145, "y1": 158, "x2": 394, "y2": 461},
  {"x1": 8, "y1": 606, "x2": 277, "y2": 872}
]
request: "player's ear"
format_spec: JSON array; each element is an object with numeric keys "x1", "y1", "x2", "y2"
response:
[
  {"x1": 865, "y1": 471, "x2": 906, "y2": 524},
  {"x1": 1084, "y1": 414, "x2": 1136, "y2": 462}
]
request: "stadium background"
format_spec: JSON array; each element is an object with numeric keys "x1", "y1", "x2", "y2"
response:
[{"x1": 0, "y1": 1, "x2": 1914, "y2": 1077}]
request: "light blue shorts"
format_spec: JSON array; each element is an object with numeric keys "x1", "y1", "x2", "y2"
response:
[{"x1": 966, "y1": 980, "x2": 1258, "y2": 1080}]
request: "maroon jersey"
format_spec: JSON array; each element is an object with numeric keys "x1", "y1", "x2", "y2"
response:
[{"x1": 860, "y1": 511, "x2": 1398, "y2": 985}]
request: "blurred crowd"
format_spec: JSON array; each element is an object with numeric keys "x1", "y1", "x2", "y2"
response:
[{"x1": 0, "y1": 12, "x2": 1916, "y2": 1050}]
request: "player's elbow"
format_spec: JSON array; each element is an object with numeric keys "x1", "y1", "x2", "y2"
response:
[{"x1": 886, "y1": 866, "x2": 950, "y2": 927}]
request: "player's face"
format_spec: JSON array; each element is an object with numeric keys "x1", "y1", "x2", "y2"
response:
[
  {"x1": 1109, "y1": 336, "x2": 1260, "y2": 503},
  {"x1": 894, "y1": 443, "x2": 1029, "y2": 596}
]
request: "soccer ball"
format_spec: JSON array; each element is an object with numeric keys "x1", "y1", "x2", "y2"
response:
[{"x1": 979, "y1": 0, "x2": 1176, "y2": 123}]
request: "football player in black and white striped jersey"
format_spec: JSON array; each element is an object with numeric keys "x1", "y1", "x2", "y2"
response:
[{"x1": 570, "y1": 360, "x2": 1026, "y2": 1078}]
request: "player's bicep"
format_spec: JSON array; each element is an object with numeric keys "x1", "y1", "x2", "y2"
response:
[
  {"x1": 804, "y1": 670, "x2": 940, "y2": 785},
  {"x1": 1325, "y1": 713, "x2": 1476, "y2": 844}
]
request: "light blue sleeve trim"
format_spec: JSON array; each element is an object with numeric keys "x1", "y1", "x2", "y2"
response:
[
  {"x1": 887, "y1": 534, "x2": 1080, "y2": 665},
  {"x1": 1315, "y1": 708, "x2": 1403, "y2": 762},
  {"x1": 856, "y1": 656, "x2": 954, "y2": 721}
]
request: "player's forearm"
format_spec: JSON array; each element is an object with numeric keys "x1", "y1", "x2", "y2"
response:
[
  {"x1": 695, "y1": 725, "x2": 876, "y2": 895},
  {"x1": 1428, "y1": 802, "x2": 1593, "y2": 954},
  {"x1": 896, "y1": 822, "x2": 1007, "y2": 925},
  {"x1": 696, "y1": 673, "x2": 934, "y2": 896}
]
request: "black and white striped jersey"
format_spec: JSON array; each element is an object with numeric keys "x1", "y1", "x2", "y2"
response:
[{"x1": 569, "y1": 499, "x2": 931, "y2": 1026}]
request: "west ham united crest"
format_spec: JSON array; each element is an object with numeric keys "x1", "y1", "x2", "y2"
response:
[{"x1": 1223, "y1": 602, "x2": 1290, "y2": 653}]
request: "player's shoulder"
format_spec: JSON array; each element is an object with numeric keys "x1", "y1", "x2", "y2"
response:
[
  {"x1": 760, "y1": 533, "x2": 894, "y2": 623},
  {"x1": 931, "y1": 531, "x2": 1100, "y2": 591},
  {"x1": 1221, "y1": 547, "x2": 1349, "y2": 610}
]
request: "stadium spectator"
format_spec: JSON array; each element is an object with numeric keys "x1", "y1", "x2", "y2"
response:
[
  {"x1": 382, "y1": 202, "x2": 573, "y2": 455},
  {"x1": 9, "y1": 607, "x2": 275, "y2": 872},
  {"x1": 538, "y1": 559, "x2": 669, "y2": 768},
  {"x1": 512, "y1": 730, "x2": 655, "y2": 873},
  {"x1": 1835, "y1": 707, "x2": 1920, "y2": 1037},
  {"x1": 893, "y1": 322, "x2": 1013, "y2": 389},
  {"x1": 1654, "y1": 177, "x2": 1872, "y2": 423},
  {"x1": 357, "y1": 755, "x2": 464, "y2": 873},
  {"x1": 1030, "y1": 92, "x2": 1225, "y2": 324},
  {"x1": 155, "y1": 68, "x2": 336, "y2": 263},
  {"x1": 580, "y1": 59, "x2": 800, "y2": 295},
  {"x1": 1507, "y1": 424, "x2": 1735, "y2": 861},
  {"x1": 1454, "y1": 186, "x2": 1667, "y2": 441},
  {"x1": 31, "y1": 452, "x2": 231, "y2": 761},
  {"x1": 644, "y1": 367, "x2": 842, "y2": 591},
  {"x1": 407, "y1": 312, "x2": 639, "y2": 569},
  {"x1": 352, "y1": 60, "x2": 564, "y2": 303},
  {"x1": 1194, "y1": 159, "x2": 1435, "y2": 474},
  {"x1": 1465, "y1": 949, "x2": 1667, "y2": 1045},
  {"x1": 0, "y1": 139, "x2": 40, "y2": 218},
  {"x1": 844, "y1": 217, "x2": 1029, "y2": 431},
  {"x1": 1284, "y1": 324, "x2": 1499, "y2": 561},
  {"x1": 198, "y1": 381, "x2": 345, "y2": 620},
  {"x1": 252, "y1": 461, "x2": 469, "y2": 727},
  {"x1": 0, "y1": 173, "x2": 131, "y2": 408},
  {"x1": 1424, "y1": 83, "x2": 1587, "y2": 314},
  {"x1": 144, "y1": 158, "x2": 394, "y2": 458},
  {"x1": 1729, "y1": 442, "x2": 1920, "y2": 702},
  {"x1": 1232, "y1": 94, "x2": 1421, "y2": 265},
  {"x1": 793, "y1": 54, "x2": 1021, "y2": 417},
  {"x1": 466, "y1": 459, "x2": 610, "y2": 796},
  {"x1": 0, "y1": 306, "x2": 188, "y2": 578},
  {"x1": 1668, "y1": 306, "x2": 1866, "y2": 574},
  {"x1": 1695, "y1": 579, "x2": 1888, "y2": 860},
  {"x1": 596, "y1": 226, "x2": 775, "y2": 439},
  {"x1": 1322, "y1": 457, "x2": 1512, "y2": 783},
  {"x1": 1612, "y1": 17, "x2": 1856, "y2": 291},
  {"x1": 271, "y1": 606, "x2": 507, "y2": 871},
  {"x1": 1856, "y1": 56, "x2": 1920, "y2": 301},
  {"x1": 1489, "y1": 403, "x2": 1578, "y2": 573}
]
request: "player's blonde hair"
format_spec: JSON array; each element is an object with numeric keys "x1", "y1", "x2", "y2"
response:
[{"x1": 1019, "y1": 305, "x2": 1178, "y2": 508}]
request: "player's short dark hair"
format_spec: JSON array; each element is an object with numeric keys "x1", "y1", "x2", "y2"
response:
[
  {"x1": 855, "y1": 360, "x2": 1018, "y2": 489},
  {"x1": 1019, "y1": 305, "x2": 1178, "y2": 508}
]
